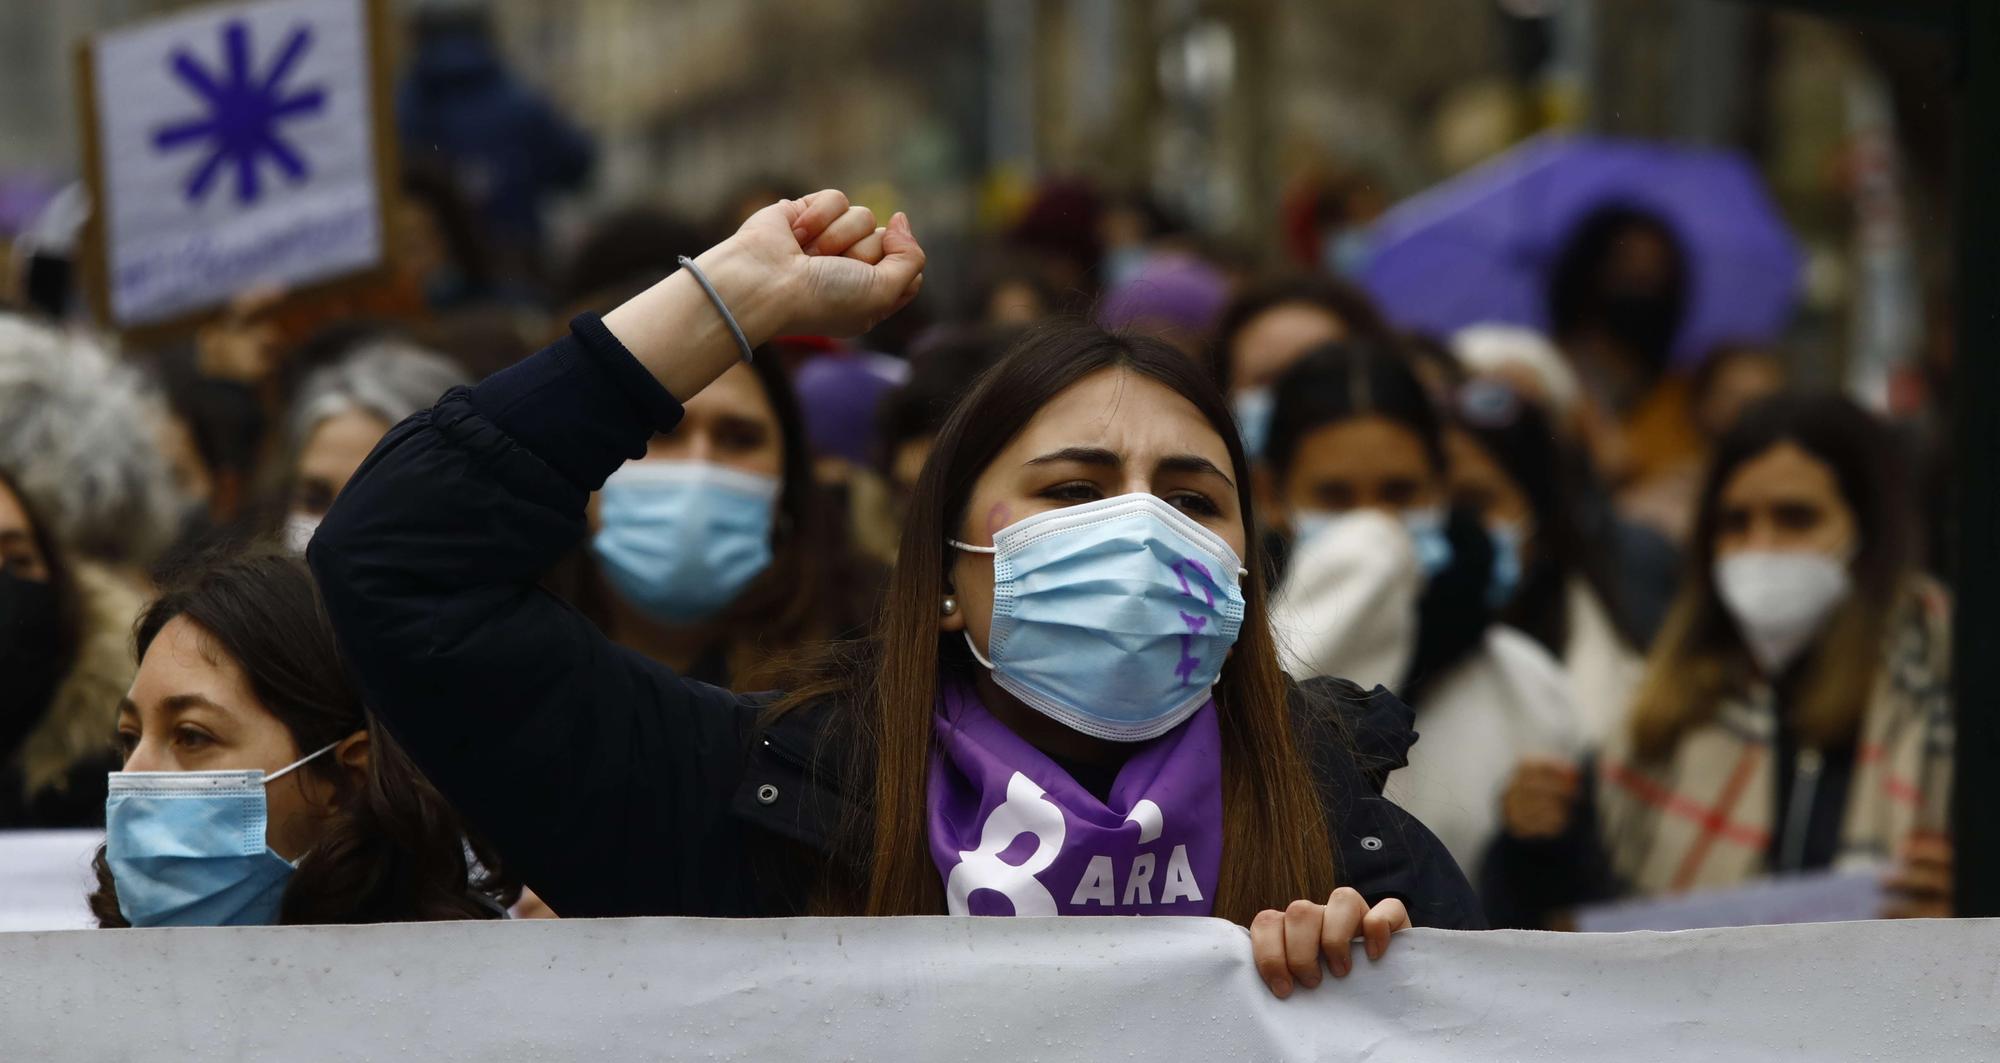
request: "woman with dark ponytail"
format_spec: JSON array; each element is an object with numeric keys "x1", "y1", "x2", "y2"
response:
[{"x1": 89, "y1": 550, "x2": 513, "y2": 927}]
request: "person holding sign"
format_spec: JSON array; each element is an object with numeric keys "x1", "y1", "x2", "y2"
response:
[{"x1": 308, "y1": 192, "x2": 1481, "y2": 1000}]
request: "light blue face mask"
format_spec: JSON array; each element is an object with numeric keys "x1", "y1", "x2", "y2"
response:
[
  {"x1": 951, "y1": 493, "x2": 1247, "y2": 742},
  {"x1": 1485, "y1": 520, "x2": 1525, "y2": 610},
  {"x1": 1399, "y1": 506, "x2": 1455, "y2": 580},
  {"x1": 104, "y1": 740, "x2": 339, "y2": 927},
  {"x1": 1291, "y1": 506, "x2": 1455, "y2": 581},
  {"x1": 1231, "y1": 387, "x2": 1275, "y2": 460},
  {"x1": 592, "y1": 460, "x2": 781, "y2": 624}
]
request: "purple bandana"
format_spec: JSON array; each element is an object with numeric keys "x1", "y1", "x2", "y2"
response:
[{"x1": 927, "y1": 678, "x2": 1222, "y2": 916}]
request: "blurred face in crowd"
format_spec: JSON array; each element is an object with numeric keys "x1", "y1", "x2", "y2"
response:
[
  {"x1": 293, "y1": 410, "x2": 392, "y2": 519},
  {"x1": 1696, "y1": 353, "x2": 1786, "y2": 440},
  {"x1": 1274, "y1": 415, "x2": 1440, "y2": 520},
  {"x1": 985, "y1": 280, "x2": 1049, "y2": 325},
  {"x1": 158, "y1": 411, "x2": 215, "y2": 516},
  {"x1": 1445, "y1": 428, "x2": 1532, "y2": 535},
  {"x1": 1713, "y1": 441, "x2": 1856, "y2": 560},
  {"x1": 639, "y1": 362, "x2": 783, "y2": 476},
  {"x1": 1227, "y1": 302, "x2": 1347, "y2": 395},
  {"x1": 116, "y1": 617, "x2": 346, "y2": 861},
  {"x1": 394, "y1": 196, "x2": 451, "y2": 291},
  {"x1": 0, "y1": 479, "x2": 51, "y2": 582},
  {"x1": 1603, "y1": 225, "x2": 1677, "y2": 297},
  {"x1": 940, "y1": 369, "x2": 1247, "y2": 656}
]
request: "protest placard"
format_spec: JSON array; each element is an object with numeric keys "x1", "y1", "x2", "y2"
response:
[{"x1": 75, "y1": 0, "x2": 393, "y2": 332}]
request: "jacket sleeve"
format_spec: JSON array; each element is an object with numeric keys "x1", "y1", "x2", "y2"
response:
[
  {"x1": 308, "y1": 314, "x2": 756, "y2": 918},
  {"x1": 1477, "y1": 757, "x2": 1621, "y2": 929},
  {"x1": 1295, "y1": 679, "x2": 1487, "y2": 930}
]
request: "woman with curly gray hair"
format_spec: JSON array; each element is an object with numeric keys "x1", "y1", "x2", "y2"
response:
[
  {"x1": 276, "y1": 338, "x2": 469, "y2": 553},
  {"x1": 0, "y1": 314, "x2": 186, "y2": 574},
  {"x1": 0, "y1": 315, "x2": 174, "y2": 825}
]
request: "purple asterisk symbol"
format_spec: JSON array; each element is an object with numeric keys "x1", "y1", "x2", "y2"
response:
[{"x1": 152, "y1": 21, "x2": 325, "y2": 205}]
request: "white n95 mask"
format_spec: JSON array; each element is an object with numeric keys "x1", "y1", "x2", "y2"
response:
[{"x1": 1714, "y1": 550, "x2": 1852, "y2": 674}]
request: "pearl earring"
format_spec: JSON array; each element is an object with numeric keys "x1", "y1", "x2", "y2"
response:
[{"x1": 942, "y1": 596, "x2": 959, "y2": 616}]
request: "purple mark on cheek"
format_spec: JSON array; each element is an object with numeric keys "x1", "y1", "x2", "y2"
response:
[{"x1": 984, "y1": 503, "x2": 1013, "y2": 539}]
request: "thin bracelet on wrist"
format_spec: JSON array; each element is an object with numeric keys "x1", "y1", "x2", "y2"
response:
[{"x1": 677, "y1": 255, "x2": 755, "y2": 364}]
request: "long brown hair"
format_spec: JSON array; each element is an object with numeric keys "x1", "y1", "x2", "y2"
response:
[
  {"x1": 89, "y1": 550, "x2": 515, "y2": 926},
  {"x1": 1628, "y1": 393, "x2": 1907, "y2": 760},
  {"x1": 774, "y1": 322, "x2": 1336, "y2": 925}
]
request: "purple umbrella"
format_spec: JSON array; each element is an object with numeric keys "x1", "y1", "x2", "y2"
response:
[{"x1": 1361, "y1": 135, "x2": 1802, "y2": 363}]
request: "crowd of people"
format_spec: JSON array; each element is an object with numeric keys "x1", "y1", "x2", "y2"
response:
[{"x1": 0, "y1": 17, "x2": 1960, "y2": 1002}]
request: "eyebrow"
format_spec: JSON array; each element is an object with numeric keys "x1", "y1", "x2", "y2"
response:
[
  {"x1": 122, "y1": 695, "x2": 224, "y2": 719},
  {"x1": 1156, "y1": 454, "x2": 1236, "y2": 489},
  {"x1": 1026, "y1": 446, "x2": 1121, "y2": 469},
  {"x1": 1025, "y1": 447, "x2": 1236, "y2": 489},
  {"x1": 115, "y1": 692, "x2": 228, "y2": 736}
]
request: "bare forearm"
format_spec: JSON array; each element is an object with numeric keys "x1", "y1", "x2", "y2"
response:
[{"x1": 599, "y1": 243, "x2": 789, "y2": 404}]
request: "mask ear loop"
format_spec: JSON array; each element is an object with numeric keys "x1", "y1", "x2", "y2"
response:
[
  {"x1": 945, "y1": 540, "x2": 999, "y2": 670},
  {"x1": 961, "y1": 631, "x2": 997, "y2": 671},
  {"x1": 263, "y1": 739, "x2": 343, "y2": 786}
]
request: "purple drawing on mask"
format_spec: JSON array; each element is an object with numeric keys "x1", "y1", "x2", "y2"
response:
[
  {"x1": 1168, "y1": 558, "x2": 1215, "y2": 685},
  {"x1": 1169, "y1": 558, "x2": 1215, "y2": 607},
  {"x1": 1175, "y1": 611, "x2": 1207, "y2": 686}
]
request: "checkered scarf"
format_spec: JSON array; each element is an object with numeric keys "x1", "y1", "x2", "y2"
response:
[{"x1": 1598, "y1": 580, "x2": 1953, "y2": 895}]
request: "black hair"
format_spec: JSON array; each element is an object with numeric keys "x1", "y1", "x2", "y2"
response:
[
  {"x1": 555, "y1": 207, "x2": 719, "y2": 310},
  {"x1": 1264, "y1": 338, "x2": 1446, "y2": 481},
  {"x1": 400, "y1": 159, "x2": 498, "y2": 295},
  {"x1": 1449, "y1": 379, "x2": 1637, "y2": 654},
  {"x1": 1545, "y1": 204, "x2": 1690, "y2": 371},
  {"x1": 1210, "y1": 275, "x2": 1392, "y2": 393},
  {"x1": 874, "y1": 325, "x2": 1023, "y2": 472}
]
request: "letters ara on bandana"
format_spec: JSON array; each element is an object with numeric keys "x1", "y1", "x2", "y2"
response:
[{"x1": 927, "y1": 679, "x2": 1223, "y2": 918}]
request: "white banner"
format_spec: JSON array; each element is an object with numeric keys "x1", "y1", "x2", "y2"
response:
[
  {"x1": 0, "y1": 830, "x2": 99, "y2": 933},
  {"x1": 87, "y1": 0, "x2": 383, "y2": 326},
  {"x1": 1, "y1": 915, "x2": 1992, "y2": 1060}
]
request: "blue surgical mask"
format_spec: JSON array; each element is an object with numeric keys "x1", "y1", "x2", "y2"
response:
[
  {"x1": 1231, "y1": 387, "x2": 1275, "y2": 459},
  {"x1": 1401, "y1": 507, "x2": 1454, "y2": 580},
  {"x1": 592, "y1": 460, "x2": 781, "y2": 624},
  {"x1": 1486, "y1": 521, "x2": 1525, "y2": 609},
  {"x1": 950, "y1": 493, "x2": 1247, "y2": 742},
  {"x1": 1321, "y1": 227, "x2": 1372, "y2": 277},
  {"x1": 104, "y1": 740, "x2": 339, "y2": 927}
]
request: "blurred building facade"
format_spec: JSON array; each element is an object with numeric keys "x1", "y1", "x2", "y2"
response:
[{"x1": 0, "y1": 0, "x2": 1959, "y2": 387}]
